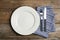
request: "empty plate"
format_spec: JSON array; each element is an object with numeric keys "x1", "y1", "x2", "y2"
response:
[{"x1": 11, "y1": 6, "x2": 40, "y2": 35}]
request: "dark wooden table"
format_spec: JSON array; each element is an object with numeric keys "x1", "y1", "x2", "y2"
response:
[{"x1": 0, "y1": 0, "x2": 60, "y2": 40}]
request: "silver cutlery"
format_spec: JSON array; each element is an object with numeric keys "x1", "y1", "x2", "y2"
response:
[
  {"x1": 40, "y1": 10, "x2": 43, "y2": 31},
  {"x1": 44, "y1": 7, "x2": 47, "y2": 32}
]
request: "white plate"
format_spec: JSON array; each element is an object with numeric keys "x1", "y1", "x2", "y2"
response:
[{"x1": 11, "y1": 6, "x2": 40, "y2": 35}]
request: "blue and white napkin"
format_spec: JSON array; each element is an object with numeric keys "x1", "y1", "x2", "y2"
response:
[{"x1": 33, "y1": 6, "x2": 55, "y2": 38}]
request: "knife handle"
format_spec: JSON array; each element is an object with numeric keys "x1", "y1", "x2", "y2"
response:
[{"x1": 44, "y1": 19, "x2": 46, "y2": 32}]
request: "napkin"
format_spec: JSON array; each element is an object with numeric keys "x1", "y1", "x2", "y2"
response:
[{"x1": 34, "y1": 6, "x2": 55, "y2": 38}]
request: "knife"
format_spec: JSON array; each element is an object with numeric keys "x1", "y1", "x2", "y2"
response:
[{"x1": 44, "y1": 7, "x2": 47, "y2": 32}]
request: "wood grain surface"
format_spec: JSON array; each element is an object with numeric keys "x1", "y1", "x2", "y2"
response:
[{"x1": 0, "y1": 0, "x2": 60, "y2": 40}]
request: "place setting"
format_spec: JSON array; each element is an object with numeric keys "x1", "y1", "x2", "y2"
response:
[{"x1": 10, "y1": 6, "x2": 55, "y2": 38}]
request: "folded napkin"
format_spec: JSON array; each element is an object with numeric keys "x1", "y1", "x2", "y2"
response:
[{"x1": 34, "y1": 6, "x2": 55, "y2": 38}]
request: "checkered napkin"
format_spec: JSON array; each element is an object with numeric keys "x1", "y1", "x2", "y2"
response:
[{"x1": 33, "y1": 6, "x2": 55, "y2": 38}]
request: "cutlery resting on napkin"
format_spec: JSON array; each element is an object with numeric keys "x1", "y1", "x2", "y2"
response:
[{"x1": 34, "y1": 6, "x2": 55, "y2": 38}]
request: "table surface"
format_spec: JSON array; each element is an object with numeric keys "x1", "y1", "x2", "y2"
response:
[{"x1": 0, "y1": 0, "x2": 60, "y2": 40}]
